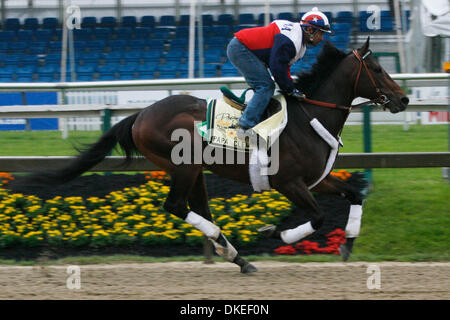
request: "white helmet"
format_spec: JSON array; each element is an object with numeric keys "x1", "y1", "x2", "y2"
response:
[{"x1": 300, "y1": 7, "x2": 332, "y2": 33}]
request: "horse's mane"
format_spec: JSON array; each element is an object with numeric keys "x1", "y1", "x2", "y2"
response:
[{"x1": 294, "y1": 41, "x2": 350, "y2": 97}]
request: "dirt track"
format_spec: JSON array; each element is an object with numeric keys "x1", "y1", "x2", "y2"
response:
[{"x1": 0, "y1": 261, "x2": 448, "y2": 300}]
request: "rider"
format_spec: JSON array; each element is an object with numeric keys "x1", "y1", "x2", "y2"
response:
[{"x1": 226, "y1": 7, "x2": 332, "y2": 137}]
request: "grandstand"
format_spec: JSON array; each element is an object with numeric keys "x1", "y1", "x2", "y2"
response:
[{"x1": 0, "y1": 8, "x2": 408, "y2": 83}]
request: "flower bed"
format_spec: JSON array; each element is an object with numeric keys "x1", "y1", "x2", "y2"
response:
[{"x1": 0, "y1": 172, "x2": 293, "y2": 249}]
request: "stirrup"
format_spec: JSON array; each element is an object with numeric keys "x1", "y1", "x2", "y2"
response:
[{"x1": 220, "y1": 86, "x2": 251, "y2": 111}]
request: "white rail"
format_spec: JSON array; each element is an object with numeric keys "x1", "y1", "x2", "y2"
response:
[{"x1": 0, "y1": 73, "x2": 448, "y2": 92}]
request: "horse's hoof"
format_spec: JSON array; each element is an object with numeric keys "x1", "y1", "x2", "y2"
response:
[
  {"x1": 258, "y1": 224, "x2": 276, "y2": 238},
  {"x1": 340, "y1": 238, "x2": 355, "y2": 262},
  {"x1": 241, "y1": 263, "x2": 258, "y2": 274}
]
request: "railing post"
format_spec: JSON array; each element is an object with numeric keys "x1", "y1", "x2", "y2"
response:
[{"x1": 363, "y1": 104, "x2": 373, "y2": 185}]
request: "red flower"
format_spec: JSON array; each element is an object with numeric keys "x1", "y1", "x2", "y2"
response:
[{"x1": 274, "y1": 245, "x2": 297, "y2": 255}]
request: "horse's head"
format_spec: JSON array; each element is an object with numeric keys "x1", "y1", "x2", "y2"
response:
[{"x1": 351, "y1": 37, "x2": 409, "y2": 113}]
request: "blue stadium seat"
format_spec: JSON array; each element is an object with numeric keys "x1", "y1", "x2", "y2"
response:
[
  {"x1": 202, "y1": 64, "x2": 218, "y2": 77},
  {"x1": 0, "y1": 43, "x2": 7, "y2": 54},
  {"x1": 97, "y1": 62, "x2": 119, "y2": 74},
  {"x1": 336, "y1": 11, "x2": 353, "y2": 24},
  {"x1": 159, "y1": 15, "x2": 176, "y2": 27},
  {"x1": 202, "y1": 14, "x2": 214, "y2": 26},
  {"x1": 142, "y1": 50, "x2": 163, "y2": 63},
  {"x1": 73, "y1": 40, "x2": 87, "y2": 51},
  {"x1": 9, "y1": 42, "x2": 29, "y2": 53},
  {"x1": 37, "y1": 64, "x2": 58, "y2": 77},
  {"x1": 220, "y1": 61, "x2": 239, "y2": 77},
  {"x1": 24, "y1": 18, "x2": 39, "y2": 30},
  {"x1": 217, "y1": 14, "x2": 234, "y2": 26},
  {"x1": 102, "y1": 51, "x2": 123, "y2": 63},
  {"x1": 81, "y1": 16, "x2": 97, "y2": 28},
  {"x1": 5, "y1": 18, "x2": 20, "y2": 31},
  {"x1": 175, "y1": 26, "x2": 189, "y2": 38},
  {"x1": 76, "y1": 64, "x2": 97, "y2": 75},
  {"x1": 35, "y1": 29, "x2": 54, "y2": 42},
  {"x1": 141, "y1": 16, "x2": 156, "y2": 28},
  {"x1": 333, "y1": 23, "x2": 352, "y2": 34},
  {"x1": 96, "y1": 74, "x2": 116, "y2": 81},
  {"x1": 16, "y1": 65, "x2": 36, "y2": 78},
  {"x1": 94, "y1": 28, "x2": 113, "y2": 40},
  {"x1": 153, "y1": 27, "x2": 172, "y2": 40},
  {"x1": 44, "y1": 52, "x2": 62, "y2": 65},
  {"x1": 29, "y1": 45, "x2": 48, "y2": 55},
  {"x1": 179, "y1": 15, "x2": 191, "y2": 27},
  {"x1": 117, "y1": 62, "x2": 139, "y2": 79},
  {"x1": 238, "y1": 13, "x2": 256, "y2": 25},
  {"x1": 4, "y1": 54, "x2": 22, "y2": 66},
  {"x1": 108, "y1": 39, "x2": 128, "y2": 51},
  {"x1": 42, "y1": 17, "x2": 59, "y2": 29},
  {"x1": 17, "y1": 30, "x2": 34, "y2": 41},
  {"x1": 0, "y1": 66, "x2": 16, "y2": 76},
  {"x1": 277, "y1": 12, "x2": 295, "y2": 21},
  {"x1": 134, "y1": 27, "x2": 153, "y2": 39},
  {"x1": 128, "y1": 39, "x2": 148, "y2": 50},
  {"x1": 48, "y1": 41, "x2": 62, "y2": 53},
  {"x1": 257, "y1": 13, "x2": 274, "y2": 25},
  {"x1": 0, "y1": 31, "x2": 16, "y2": 42},
  {"x1": 123, "y1": 51, "x2": 142, "y2": 63},
  {"x1": 22, "y1": 55, "x2": 40, "y2": 66},
  {"x1": 204, "y1": 49, "x2": 223, "y2": 64},
  {"x1": 138, "y1": 61, "x2": 158, "y2": 73},
  {"x1": 148, "y1": 39, "x2": 166, "y2": 51},
  {"x1": 77, "y1": 74, "x2": 94, "y2": 81},
  {"x1": 100, "y1": 16, "x2": 117, "y2": 28},
  {"x1": 165, "y1": 50, "x2": 183, "y2": 62},
  {"x1": 73, "y1": 28, "x2": 93, "y2": 41},
  {"x1": 170, "y1": 38, "x2": 188, "y2": 50},
  {"x1": 205, "y1": 36, "x2": 228, "y2": 50},
  {"x1": 115, "y1": 27, "x2": 134, "y2": 40},
  {"x1": 211, "y1": 25, "x2": 231, "y2": 37},
  {"x1": 80, "y1": 51, "x2": 102, "y2": 64},
  {"x1": 121, "y1": 16, "x2": 137, "y2": 27}
]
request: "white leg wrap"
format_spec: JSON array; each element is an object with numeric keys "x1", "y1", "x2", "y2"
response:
[
  {"x1": 280, "y1": 221, "x2": 315, "y2": 244},
  {"x1": 211, "y1": 235, "x2": 238, "y2": 262},
  {"x1": 185, "y1": 211, "x2": 221, "y2": 240},
  {"x1": 345, "y1": 204, "x2": 363, "y2": 238}
]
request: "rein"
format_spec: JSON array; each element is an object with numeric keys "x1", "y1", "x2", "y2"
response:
[{"x1": 300, "y1": 49, "x2": 390, "y2": 111}]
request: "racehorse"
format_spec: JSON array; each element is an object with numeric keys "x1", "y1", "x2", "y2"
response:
[{"x1": 25, "y1": 37, "x2": 408, "y2": 273}]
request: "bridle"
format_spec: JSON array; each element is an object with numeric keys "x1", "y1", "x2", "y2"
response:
[
  {"x1": 352, "y1": 49, "x2": 390, "y2": 108},
  {"x1": 301, "y1": 49, "x2": 391, "y2": 111}
]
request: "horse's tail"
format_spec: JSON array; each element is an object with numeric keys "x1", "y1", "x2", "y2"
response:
[{"x1": 28, "y1": 112, "x2": 140, "y2": 185}]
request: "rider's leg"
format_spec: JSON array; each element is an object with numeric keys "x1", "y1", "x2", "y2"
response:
[{"x1": 226, "y1": 37, "x2": 274, "y2": 129}]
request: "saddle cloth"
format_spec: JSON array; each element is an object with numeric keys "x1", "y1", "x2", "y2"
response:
[{"x1": 197, "y1": 94, "x2": 288, "y2": 152}]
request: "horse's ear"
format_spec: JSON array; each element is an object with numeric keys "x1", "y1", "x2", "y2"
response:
[{"x1": 360, "y1": 36, "x2": 370, "y2": 54}]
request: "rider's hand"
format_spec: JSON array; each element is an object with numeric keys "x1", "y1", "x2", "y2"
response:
[{"x1": 289, "y1": 89, "x2": 306, "y2": 101}]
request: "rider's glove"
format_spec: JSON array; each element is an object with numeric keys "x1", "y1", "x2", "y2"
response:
[{"x1": 289, "y1": 89, "x2": 306, "y2": 101}]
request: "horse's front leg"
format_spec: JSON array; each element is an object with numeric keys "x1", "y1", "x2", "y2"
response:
[
  {"x1": 312, "y1": 174, "x2": 365, "y2": 261},
  {"x1": 260, "y1": 178, "x2": 324, "y2": 244},
  {"x1": 187, "y1": 171, "x2": 257, "y2": 274}
]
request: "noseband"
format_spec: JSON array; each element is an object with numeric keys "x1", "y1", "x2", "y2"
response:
[{"x1": 352, "y1": 49, "x2": 390, "y2": 107}]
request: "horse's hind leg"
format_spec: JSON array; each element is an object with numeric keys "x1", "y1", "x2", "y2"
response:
[
  {"x1": 312, "y1": 174, "x2": 365, "y2": 261},
  {"x1": 165, "y1": 167, "x2": 256, "y2": 273}
]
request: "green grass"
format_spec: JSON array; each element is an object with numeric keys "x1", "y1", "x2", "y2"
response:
[{"x1": 0, "y1": 124, "x2": 448, "y2": 263}]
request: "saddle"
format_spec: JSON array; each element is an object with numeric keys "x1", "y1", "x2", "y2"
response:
[{"x1": 197, "y1": 88, "x2": 287, "y2": 152}]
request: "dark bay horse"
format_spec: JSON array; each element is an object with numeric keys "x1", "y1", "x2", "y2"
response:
[{"x1": 26, "y1": 38, "x2": 408, "y2": 273}]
